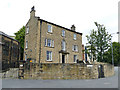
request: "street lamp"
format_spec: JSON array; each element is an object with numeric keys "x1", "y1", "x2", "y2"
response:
[{"x1": 111, "y1": 32, "x2": 120, "y2": 66}]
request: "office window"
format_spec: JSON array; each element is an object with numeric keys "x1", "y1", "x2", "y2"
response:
[
  {"x1": 72, "y1": 45, "x2": 78, "y2": 52},
  {"x1": 46, "y1": 51, "x2": 52, "y2": 61},
  {"x1": 26, "y1": 26, "x2": 29, "y2": 34},
  {"x1": 62, "y1": 40, "x2": 66, "y2": 51},
  {"x1": 62, "y1": 30, "x2": 65, "y2": 37},
  {"x1": 48, "y1": 25, "x2": 52, "y2": 33},
  {"x1": 74, "y1": 55, "x2": 77, "y2": 63},
  {"x1": 74, "y1": 34, "x2": 76, "y2": 40},
  {"x1": 26, "y1": 41, "x2": 28, "y2": 49}
]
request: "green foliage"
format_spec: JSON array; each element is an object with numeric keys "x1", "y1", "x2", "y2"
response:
[
  {"x1": 14, "y1": 26, "x2": 25, "y2": 59},
  {"x1": 104, "y1": 42, "x2": 120, "y2": 66},
  {"x1": 86, "y1": 22, "x2": 111, "y2": 62}
]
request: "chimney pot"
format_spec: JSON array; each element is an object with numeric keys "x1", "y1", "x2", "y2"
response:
[{"x1": 71, "y1": 25, "x2": 75, "y2": 31}]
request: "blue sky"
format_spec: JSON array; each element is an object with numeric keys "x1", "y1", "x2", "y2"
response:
[{"x1": 0, "y1": 0, "x2": 119, "y2": 45}]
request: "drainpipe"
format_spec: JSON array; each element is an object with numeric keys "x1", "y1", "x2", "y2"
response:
[
  {"x1": 9, "y1": 40, "x2": 13, "y2": 68},
  {"x1": 39, "y1": 20, "x2": 42, "y2": 63}
]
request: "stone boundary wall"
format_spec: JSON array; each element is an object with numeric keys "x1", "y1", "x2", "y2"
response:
[
  {"x1": 22, "y1": 63, "x2": 114, "y2": 79},
  {"x1": 102, "y1": 63, "x2": 114, "y2": 77},
  {"x1": 0, "y1": 68, "x2": 19, "y2": 79}
]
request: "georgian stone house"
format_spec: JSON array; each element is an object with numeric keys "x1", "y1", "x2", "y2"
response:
[{"x1": 24, "y1": 6, "x2": 82, "y2": 63}]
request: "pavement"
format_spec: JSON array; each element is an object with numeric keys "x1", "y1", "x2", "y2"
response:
[{"x1": 0, "y1": 67, "x2": 119, "y2": 89}]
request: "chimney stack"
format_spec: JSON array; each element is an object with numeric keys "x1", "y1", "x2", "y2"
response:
[
  {"x1": 30, "y1": 6, "x2": 35, "y2": 18},
  {"x1": 71, "y1": 25, "x2": 75, "y2": 31}
]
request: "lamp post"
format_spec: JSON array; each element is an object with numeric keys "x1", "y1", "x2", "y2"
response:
[{"x1": 111, "y1": 32, "x2": 120, "y2": 66}]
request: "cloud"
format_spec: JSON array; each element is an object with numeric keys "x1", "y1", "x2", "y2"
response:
[{"x1": 0, "y1": 0, "x2": 119, "y2": 44}]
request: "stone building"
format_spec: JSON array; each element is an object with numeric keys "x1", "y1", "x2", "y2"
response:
[
  {"x1": 0, "y1": 31, "x2": 20, "y2": 71},
  {"x1": 24, "y1": 6, "x2": 82, "y2": 63}
]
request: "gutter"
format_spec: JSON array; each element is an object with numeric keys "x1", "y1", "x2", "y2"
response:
[{"x1": 39, "y1": 20, "x2": 42, "y2": 63}]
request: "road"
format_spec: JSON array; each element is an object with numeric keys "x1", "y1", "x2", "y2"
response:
[{"x1": 1, "y1": 67, "x2": 118, "y2": 88}]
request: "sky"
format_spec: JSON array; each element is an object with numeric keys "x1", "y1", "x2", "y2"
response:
[{"x1": 0, "y1": 0, "x2": 119, "y2": 45}]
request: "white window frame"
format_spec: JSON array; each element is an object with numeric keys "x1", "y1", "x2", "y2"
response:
[
  {"x1": 52, "y1": 40, "x2": 54, "y2": 47},
  {"x1": 62, "y1": 40, "x2": 66, "y2": 51},
  {"x1": 74, "y1": 34, "x2": 77, "y2": 40},
  {"x1": 25, "y1": 54, "x2": 27, "y2": 61},
  {"x1": 74, "y1": 55, "x2": 77, "y2": 63},
  {"x1": 26, "y1": 26, "x2": 29, "y2": 34},
  {"x1": 46, "y1": 51, "x2": 52, "y2": 61},
  {"x1": 45, "y1": 38, "x2": 47, "y2": 46},
  {"x1": 47, "y1": 39, "x2": 51, "y2": 47},
  {"x1": 62, "y1": 30, "x2": 65, "y2": 37},
  {"x1": 48, "y1": 25, "x2": 52, "y2": 33},
  {"x1": 45, "y1": 38, "x2": 54, "y2": 47},
  {"x1": 73, "y1": 45, "x2": 78, "y2": 52},
  {"x1": 26, "y1": 41, "x2": 28, "y2": 49}
]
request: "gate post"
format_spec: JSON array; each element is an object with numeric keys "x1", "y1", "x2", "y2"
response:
[{"x1": 18, "y1": 60, "x2": 25, "y2": 79}]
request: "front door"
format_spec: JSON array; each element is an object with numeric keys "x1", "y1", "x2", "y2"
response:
[
  {"x1": 98, "y1": 64, "x2": 104, "y2": 78},
  {"x1": 62, "y1": 55, "x2": 65, "y2": 63}
]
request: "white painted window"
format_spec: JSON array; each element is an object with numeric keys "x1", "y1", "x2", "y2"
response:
[
  {"x1": 74, "y1": 55, "x2": 77, "y2": 63},
  {"x1": 73, "y1": 45, "x2": 78, "y2": 52},
  {"x1": 26, "y1": 41, "x2": 28, "y2": 49},
  {"x1": 48, "y1": 25, "x2": 52, "y2": 33},
  {"x1": 52, "y1": 40, "x2": 54, "y2": 47},
  {"x1": 46, "y1": 51, "x2": 52, "y2": 61},
  {"x1": 26, "y1": 26, "x2": 29, "y2": 34},
  {"x1": 45, "y1": 39, "x2": 54, "y2": 47},
  {"x1": 25, "y1": 54, "x2": 27, "y2": 61},
  {"x1": 74, "y1": 34, "x2": 76, "y2": 40},
  {"x1": 45, "y1": 38, "x2": 47, "y2": 46},
  {"x1": 47, "y1": 39, "x2": 51, "y2": 47},
  {"x1": 62, "y1": 30, "x2": 65, "y2": 37},
  {"x1": 62, "y1": 40, "x2": 66, "y2": 51}
]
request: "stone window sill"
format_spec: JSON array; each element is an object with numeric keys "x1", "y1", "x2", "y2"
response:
[{"x1": 46, "y1": 60, "x2": 53, "y2": 62}]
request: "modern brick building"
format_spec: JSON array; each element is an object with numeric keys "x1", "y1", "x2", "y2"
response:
[
  {"x1": 24, "y1": 6, "x2": 82, "y2": 63},
  {"x1": 0, "y1": 31, "x2": 20, "y2": 71}
]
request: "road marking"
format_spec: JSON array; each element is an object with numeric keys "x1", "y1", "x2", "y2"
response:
[{"x1": 104, "y1": 82, "x2": 111, "y2": 85}]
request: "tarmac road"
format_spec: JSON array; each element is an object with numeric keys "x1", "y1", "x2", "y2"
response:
[{"x1": 1, "y1": 67, "x2": 118, "y2": 88}]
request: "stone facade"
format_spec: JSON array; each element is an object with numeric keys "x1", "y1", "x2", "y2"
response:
[
  {"x1": 22, "y1": 63, "x2": 114, "y2": 79},
  {"x1": 0, "y1": 31, "x2": 20, "y2": 72},
  {"x1": 24, "y1": 7, "x2": 82, "y2": 64}
]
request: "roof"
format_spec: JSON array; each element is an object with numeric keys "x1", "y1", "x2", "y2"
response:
[
  {"x1": 0, "y1": 31, "x2": 19, "y2": 42},
  {"x1": 36, "y1": 17, "x2": 82, "y2": 35}
]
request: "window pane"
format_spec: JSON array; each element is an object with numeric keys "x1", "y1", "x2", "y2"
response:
[
  {"x1": 74, "y1": 55, "x2": 77, "y2": 62},
  {"x1": 74, "y1": 34, "x2": 76, "y2": 40},
  {"x1": 46, "y1": 51, "x2": 52, "y2": 61},
  {"x1": 26, "y1": 41, "x2": 28, "y2": 48},
  {"x1": 25, "y1": 54, "x2": 27, "y2": 61},
  {"x1": 47, "y1": 51, "x2": 49, "y2": 60},
  {"x1": 62, "y1": 40, "x2": 65, "y2": 51},
  {"x1": 48, "y1": 25, "x2": 52, "y2": 32},
  {"x1": 26, "y1": 26, "x2": 29, "y2": 33},
  {"x1": 52, "y1": 40, "x2": 54, "y2": 47},
  {"x1": 62, "y1": 30, "x2": 65, "y2": 36},
  {"x1": 47, "y1": 39, "x2": 51, "y2": 47},
  {"x1": 50, "y1": 51, "x2": 52, "y2": 60},
  {"x1": 45, "y1": 38, "x2": 47, "y2": 46}
]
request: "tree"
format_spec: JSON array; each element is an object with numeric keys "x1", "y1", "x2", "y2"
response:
[
  {"x1": 14, "y1": 26, "x2": 25, "y2": 60},
  {"x1": 86, "y1": 29, "x2": 97, "y2": 61},
  {"x1": 103, "y1": 42, "x2": 120, "y2": 66},
  {"x1": 86, "y1": 22, "x2": 111, "y2": 62}
]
